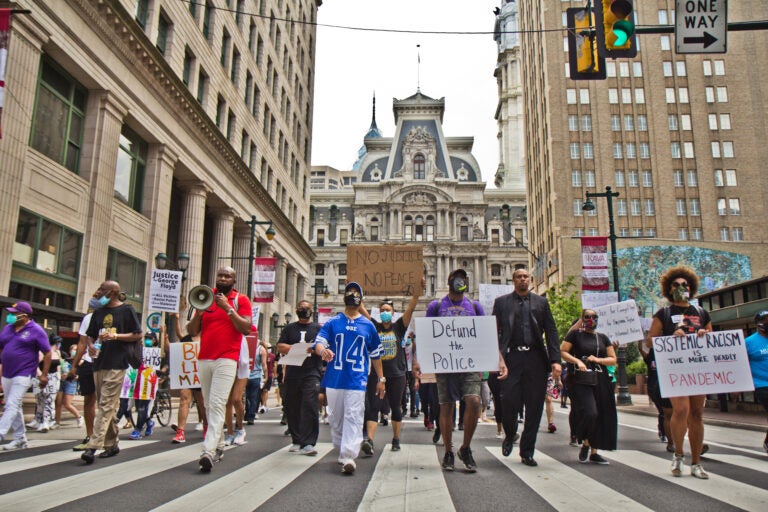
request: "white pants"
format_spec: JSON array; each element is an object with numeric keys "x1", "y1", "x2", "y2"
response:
[
  {"x1": 198, "y1": 358, "x2": 237, "y2": 455},
  {"x1": 326, "y1": 388, "x2": 365, "y2": 461},
  {"x1": 0, "y1": 375, "x2": 32, "y2": 441}
]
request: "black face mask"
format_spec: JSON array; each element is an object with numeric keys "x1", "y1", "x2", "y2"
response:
[
  {"x1": 297, "y1": 308, "x2": 312, "y2": 320},
  {"x1": 344, "y1": 291, "x2": 362, "y2": 307},
  {"x1": 449, "y1": 277, "x2": 467, "y2": 294},
  {"x1": 217, "y1": 283, "x2": 233, "y2": 295}
]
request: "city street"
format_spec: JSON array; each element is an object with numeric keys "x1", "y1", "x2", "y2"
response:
[{"x1": 1, "y1": 401, "x2": 766, "y2": 512}]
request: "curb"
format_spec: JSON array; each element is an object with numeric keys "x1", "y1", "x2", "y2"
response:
[{"x1": 619, "y1": 405, "x2": 767, "y2": 433}]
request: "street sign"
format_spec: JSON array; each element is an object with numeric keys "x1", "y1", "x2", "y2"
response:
[{"x1": 675, "y1": 0, "x2": 727, "y2": 54}]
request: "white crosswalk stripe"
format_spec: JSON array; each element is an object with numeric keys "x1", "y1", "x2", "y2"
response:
[
  {"x1": 603, "y1": 450, "x2": 768, "y2": 511},
  {"x1": 712, "y1": 453, "x2": 768, "y2": 474}
]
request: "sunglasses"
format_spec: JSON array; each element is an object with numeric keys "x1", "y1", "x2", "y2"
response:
[
  {"x1": 583, "y1": 314, "x2": 598, "y2": 320},
  {"x1": 673, "y1": 281, "x2": 689, "y2": 288}
]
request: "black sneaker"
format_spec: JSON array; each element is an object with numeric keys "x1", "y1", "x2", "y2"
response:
[
  {"x1": 432, "y1": 427, "x2": 441, "y2": 444},
  {"x1": 457, "y1": 446, "x2": 477, "y2": 473},
  {"x1": 391, "y1": 438, "x2": 401, "y2": 451},
  {"x1": 441, "y1": 451, "x2": 455, "y2": 471},
  {"x1": 81, "y1": 448, "x2": 95, "y2": 464},
  {"x1": 361, "y1": 438, "x2": 374, "y2": 457},
  {"x1": 213, "y1": 448, "x2": 224, "y2": 463},
  {"x1": 589, "y1": 453, "x2": 609, "y2": 465},
  {"x1": 578, "y1": 444, "x2": 590, "y2": 463},
  {"x1": 569, "y1": 435, "x2": 578, "y2": 447},
  {"x1": 199, "y1": 453, "x2": 213, "y2": 473}
]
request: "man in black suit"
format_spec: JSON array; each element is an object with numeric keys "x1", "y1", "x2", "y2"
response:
[{"x1": 493, "y1": 268, "x2": 561, "y2": 467}]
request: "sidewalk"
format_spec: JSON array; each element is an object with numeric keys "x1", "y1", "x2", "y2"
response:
[{"x1": 617, "y1": 393, "x2": 766, "y2": 432}]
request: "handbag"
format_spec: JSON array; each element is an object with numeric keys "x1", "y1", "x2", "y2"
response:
[{"x1": 574, "y1": 370, "x2": 598, "y2": 386}]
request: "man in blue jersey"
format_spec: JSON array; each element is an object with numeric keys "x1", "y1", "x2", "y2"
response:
[
  {"x1": 746, "y1": 311, "x2": 768, "y2": 453},
  {"x1": 313, "y1": 282, "x2": 385, "y2": 475}
]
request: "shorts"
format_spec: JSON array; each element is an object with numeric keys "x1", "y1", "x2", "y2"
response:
[
  {"x1": 236, "y1": 338, "x2": 250, "y2": 379},
  {"x1": 262, "y1": 377, "x2": 273, "y2": 391},
  {"x1": 60, "y1": 377, "x2": 78, "y2": 395},
  {"x1": 77, "y1": 361, "x2": 95, "y2": 396},
  {"x1": 436, "y1": 372, "x2": 481, "y2": 404},
  {"x1": 755, "y1": 387, "x2": 768, "y2": 412}
]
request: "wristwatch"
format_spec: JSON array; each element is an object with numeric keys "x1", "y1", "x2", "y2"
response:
[{"x1": 378, "y1": 377, "x2": 387, "y2": 383}]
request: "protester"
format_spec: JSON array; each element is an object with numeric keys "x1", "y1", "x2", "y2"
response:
[
  {"x1": 56, "y1": 341, "x2": 83, "y2": 428},
  {"x1": 67, "y1": 302, "x2": 99, "y2": 451},
  {"x1": 260, "y1": 341, "x2": 276, "y2": 415},
  {"x1": 29, "y1": 334, "x2": 61, "y2": 432},
  {"x1": 645, "y1": 266, "x2": 712, "y2": 479},
  {"x1": 638, "y1": 340, "x2": 672, "y2": 450},
  {"x1": 224, "y1": 330, "x2": 252, "y2": 447},
  {"x1": 169, "y1": 310, "x2": 206, "y2": 444},
  {"x1": 561, "y1": 309, "x2": 618, "y2": 464},
  {"x1": 745, "y1": 311, "x2": 768, "y2": 453},
  {"x1": 245, "y1": 335, "x2": 267, "y2": 425},
  {"x1": 0, "y1": 302, "x2": 51, "y2": 450}
]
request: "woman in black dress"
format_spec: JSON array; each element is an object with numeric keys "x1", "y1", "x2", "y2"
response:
[{"x1": 561, "y1": 309, "x2": 618, "y2": 464}]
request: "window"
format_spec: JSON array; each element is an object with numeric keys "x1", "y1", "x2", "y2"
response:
[
  {"x1": 732, "y1": 227, "x2": 744, "y2": 241},
  {"x1": 606, "y1": 62, "x2": 616, "y2": 77},
  {"x1": 679, "y1": 229, "x2": 689, "y2": 240},
  {"x1": 678, "y1": 88, "x2": 689, "y2": 103},
  {"x1": 13, "y1": 209, "x2": 81, "y2": 278},
  {"x1": 632, "y1": 228, "x2": 643, "y2": 237},
  {"x1": 702, "y1": 60, "x2": 712, "y2": 76},
  {"x1": 714, "y1": 60, "x2": 725, "y2": 75},
  {"x1": 339, "y1": 229, "x2": 348, "y2": 246},
  {"x1": 370, "y1": 226, "x2": 378, "y2": 241},
  {"x1": 231, "y1": 47, "x2": 240, "y2": 83},
  {"x1": 633, "y1": 62, "x2": 643, "y2": 77},
  {"x1": 581, "y1": 115, "x2": 592, "y2": 131},
  {"x1": 183, "y1": 47, "x2": 194, "y2": 85},
  {"x1": 625, "y1": 143, "x2": 636, "y2": 159},
  {"x1": 621, "y1": 88, "x2": 632, "y2": 104},
  {"x1": 135, "y1": 0, "x2": 149, "y2": 28},
  {"x1": 673, "y1": 170, "x2": 684, "y2": 187},
  {"x1": 663, "y1": 62, "x2": 673, "y2": 77},
  {"x1": 725, "y1": 169, "x2": 737, "y2": 186},
  {"x1": 571, "y1": 170, "x2": 582, "y2": 187},
  {"x1": 616, "y1": 199, "x2": 627, "y2": 216},
  {"x1": 584, "y1": 170, "x2": 596, "y2": 187},
  {"x1": 574, "y1": 228, "x2": 585, "y2": 237},
  {"x1": 705, "y1": 87, "x2": 715, "y2": 103},
  {"x1": 637, "y1": 115, "x2": 648, "y2": 131},
  {"x1": 668, "y1": 115, "x2": 678, "y2": 131},
  {"x1": 720, "y1": 227, "x2": 729, "y2": 241},
  {"x1": 658, "y1": 10, "x2": 668, "y2": 24},
  {"x1": 566, "y1": 89, "x2": 577, "y2": 104},
  {"x1": 624, "y1": 115, "x2": 634, "y2": 131},
  {"x1": 665, "y1": 88, "x2": 676, "y2": 103},
  {"x1": 568, "y1": 115, "x2": 578, "y2": 131},
  {"x1": 708, "y1": 114, "x2": 718, "y2": 130},
  {"x1": 413, "y1": 154, "x2": 425, "y2": 179},
  {"x1": 614, "y1": 171, "x2": 625, "y2": 187},
  {"x1": 676, "y1": 61, "x2": 687, "y2": 76},
  {"x1": 314, "y1": 263, "x2": 325, "y2": 276},
  {"x1": 573, "y1": 199, "x2": 583, "y2": 216},
  {"x1": 570, "y1": 143, "x2": 580, "y2": 159},
  {"x1": 691, "y1": 228, "x2": 702, "y2": 240},
  {"x1": 723, "y1": 142, "x2": 734, "y2": 158},
  {"x1": 639, "y1": 143, "x2": 650, "y2": 159},
  {"x1": 671, "y1": 142, "x2": 681, "y2": 159},
  {"x1": 106, "y1": 248, "x2": 146, "y2": 302},
  {"x1": 30, "y1": 58, "x2": 88, "y2": 173},
  {"x1": 646, "y1": 228, "x2": 657, "y2": 238},
  {"x1": 628, "y1": 171, "x2": 639, "y2": 187},
  {"x1": 689, "y1": 199, "x2": 701, "y2": 216},
  {"x1": 608, "y1": 89, "x2": 619, "y2": 104},
  {"x1": 729, "y1": 198, "x2": 741, "y2": 215},
  {"x1": 613, "y1": 143, "x2": 623, "y2": 159},
  {"x1": 680, "y1": 115, "x2": 692, "y2": 130},
  {"x1": 583, "y1": 143, "x2": 593, "y2": 159},
  {"x1": 642, "y1": 170, "x2": 653, "y2": 187},
  {"x1": 660, "y1": 35, "x2": 671, "y2": 50},
  {"x1": 687, "y1": 170, "x2": 698, "y2": 187},
  {"x1": 316, "y1": 229, "x2": 325, "y2": 247},
  {"x1": 717, "y1": 198, "x2": 727, "y2": 215},
  {"x1": 714, "y1": 169, "x2": 724, "y2": 186},
  {"x1": 717, "y1": 87, "x2": 728, "y2": 102},
  {"x1": 338, "y1": 263, "x2": 347, "y2": 276},
  {"x1": 619, "y1": 62, "x2": 630, "y2": 77},
  {"x1": 221, "y1": 30, "x2": 231, "y2": 69},
  {"x1": 197, "y1": 68, "x2": 208, "y2": 104},
  {"x1": 202, "y1": 1, "x2": 212, "y2": 39},
  {"x1": 156, "y1": 12, "x2": 170, "y2": 55},
  {"x1": 630, "y1": 199, "x2": 641, "y2": 216},
  {"x1": 611, "y1": 115, "x2": 621, "y2": 131},
  {"x1": 720, "y1": 114, "x2": 731, "y2": 130},
  {"x1": 216, "y1": 95, "x2": 225, "y2": 129},
  {"x1": 114, "y1": 126, "x2": 147, "y2": 211},
  {"x1": 589, "y1": 228, "x2": 599, "y2": 236},
  {"x1": 711, "y1": 142, "x2": 721, "y2": 158},
  {"x1": 683, "y1": 142, "x2": 694, "y2": 158}
]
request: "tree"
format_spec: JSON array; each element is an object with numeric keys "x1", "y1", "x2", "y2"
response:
[{"x1": 545, "y1": 276, "x2": 584, "y2": 340}]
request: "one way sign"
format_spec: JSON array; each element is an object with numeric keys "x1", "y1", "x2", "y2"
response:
[{"x1": 675, "y1": 0, "x2": 727, "y2": 54}]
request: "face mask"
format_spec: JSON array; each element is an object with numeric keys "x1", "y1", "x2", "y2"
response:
[
  {"x1": 344, "y1": 290, "x2": 362, "y2": 307},
  {"x1": 217, "y1": 283, "x2": 233, "y2": 296},
  {"x1": 671, "y1": 285, "x2": 689, "y2": 302},
  {"x1": 144, "y1": 338, "x2": 154, "y2": 347},
  {"x1": 583, "y1": 318, "x2": 598, "y2": 331},
  {"x1": 297, "y1": 308, "x2": 312, "y2": 320},
  {"x1": 98, "y1": 294, "x2": 111, "y2": 307},
  {"x1": 450, "y1": 277, "x2": 467, "y2": 294},
  {"x1": 6, "y1": 313, "x2": 18, "y2": 324},
  {"x1": 380, "y1": 311, "x2": 392, "y2": 323}
]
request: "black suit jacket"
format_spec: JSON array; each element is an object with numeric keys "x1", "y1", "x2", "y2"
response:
[{"x1": 492, "y1": 292, "x2": 560, "y2": 365}]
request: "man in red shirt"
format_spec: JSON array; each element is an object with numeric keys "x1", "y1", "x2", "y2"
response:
[{"x1": 187, "y1": 267, "x2": 252, "y2": 473}]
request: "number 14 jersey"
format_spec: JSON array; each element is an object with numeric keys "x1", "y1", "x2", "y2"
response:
[{"x1": 317, "y1": 313, "x2": 382, "y2": 391}]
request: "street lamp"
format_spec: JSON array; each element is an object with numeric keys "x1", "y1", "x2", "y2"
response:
[
  {"x1": 498, "y1": 207, "x2": 543, "y2": 282},
  {"x1": 154, "y1": 252, "x2": 190, "y2": 281},
  {"x1": 271, "y1": 311, "x2": 292, "y2": 341},
  {"x1": 311, "y1": 283, "x2": 329, "y2": 322},
  {"x1": 582, "y1": 186, "x2": 632, "y2": 405}
]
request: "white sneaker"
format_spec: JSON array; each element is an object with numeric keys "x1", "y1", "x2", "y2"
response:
[
  {"x1": 300, "y1": 445, "x2": 318, "y2": 456},
  {"x1": 195, "y1": 422, "x2": 204, "y2": 431},
  {"x1": 26, "y1": 420, "x2": 39, "y2": 429},
  {"x1": 289, "y1": 443, "x2": 301, "y2": 452},
  {"x1": 671, "y1": 455, "x2": 684, "y2": 477},
  {"x1": 233, "y1": 429, "x2": 247, "y2": 446},
  {"x1": 691, "y1": 464, "x2": 709, "y2": 479},
  {"x1": 77, "y1": 416, "x2": 84, "y2": 428},
  {"x1": 342, "y1": 459, "x2": 356, "y2": 474},
  {"x1": 49, "y1": 422, "x2": 60, "y2": 430},
  {"x1": 116, "y1": 417, "x2": 127, "y2": 429},
  {"x1": 224, "y1": 434, "x2": 235, "y2": 446},
  {"x1": 37, "y1": 422, "x2": 50, "y2": 433},
  {"x1": 4, "y1": 439, "x2": 29, "y2": 451}
]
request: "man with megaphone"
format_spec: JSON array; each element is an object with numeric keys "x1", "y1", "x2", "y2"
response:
[{"x1": 187, "y1": 266, "x2": 252, "y2": 474}]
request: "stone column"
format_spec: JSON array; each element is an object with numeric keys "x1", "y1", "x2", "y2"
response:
[
  {"x1": 298, "y1": 276, "x2": 308, "y2": 304},
  {"x1": 146, "y1": 144, "x2": 178, "y2": 296},
  {"x1": 232, "y1": 226, "x2": 251, "y2": 297},
  {"x1": 178, "y1": 182, "x2": 209, "y2": 295},
  {"x1": 208, "y1": 208, "x2": 235, "y2": 284}
]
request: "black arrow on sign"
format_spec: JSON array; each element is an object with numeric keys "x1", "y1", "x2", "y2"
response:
[{"x1": 683, "y1": 31, "x2": 718, "y2": 48}]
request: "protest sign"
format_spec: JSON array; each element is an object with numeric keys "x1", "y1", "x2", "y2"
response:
[
  {"x1": 479, "y1": 283, "x2": 512, "y2": 315},
  {"x1": 581, "y1": 292, "x2": 619, "y2": 310},
  {"x1": 592, "y1": 300, "x2": 644, "y2": 346},
  {"x1": 120, "y1": 368, "x2": 138, "y2": 399},
  {"x1": 653, "y1": 329, "x2": 754, "y2": 398},
  {"x1": 148, "y1": 269, "x2": 183, "y2": 312},
  {"x1": 317, "y1": 307, "x2": 334, "y2": 325},
  {"x1": 347, "y1": 245, "x2": 423, "y2": 296},
  {"x1": 169, "y1": 341, "x2": 201, "y2": 389},
  {"x1": 414, "y1": 316, "x2": 499, "y2": 374}
]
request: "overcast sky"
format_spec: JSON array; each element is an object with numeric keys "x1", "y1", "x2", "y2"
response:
[{"x1": 310, "y1": 0, "x2": 502, "y2": 186}]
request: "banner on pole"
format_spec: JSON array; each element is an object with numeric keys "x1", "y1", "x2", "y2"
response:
[
  {"x1": 252, "y1": 257, "x2": 277, "y2": 303},
  {"x1": 0, "y1": 9, "x2": 12, "y2": 139},
  {"x1": 581, "y1": 237, "x2": 609, "y2": 291}
]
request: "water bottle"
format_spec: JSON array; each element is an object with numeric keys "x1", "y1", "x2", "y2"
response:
[{"x1": 93, "y1": 342, "x2": 102, "y2": 359}]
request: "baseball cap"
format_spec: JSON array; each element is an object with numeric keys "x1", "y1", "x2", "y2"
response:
[
  {"x1": 448, "y1": 268, "x2": 467, "y2": 281},
  {"x1": 344, "y1": 282, "x2": 364, "y2": 297},
  {"x1": 6, "y1": 301, "x2": 33, "y2": 315},
  {"x1": 755, "y1": 311, "x2": 768, "y2": 323}
]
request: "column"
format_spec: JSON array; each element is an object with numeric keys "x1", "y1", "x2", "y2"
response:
[
  {"x1": 146, "y1": 144, "x2": 178, "y2": 300},
  {"x1": 208, "y1": 208, "x2": 235, "y2": 284},
  {"x1": 473, "y1": 257, "x2": 480, "y2": 290},
  {"x1": 287, "y1": 267, "x2": 299, "y2": 307},
  {"x1": 298, "y1": 276, "x2": 308, "y2": 304},
  {"x1": 232, "y1": 226, "x2": 251, "y2": 297},
  {"x1": 178, "y1": 182, "x2": 209, "y2": 294}
]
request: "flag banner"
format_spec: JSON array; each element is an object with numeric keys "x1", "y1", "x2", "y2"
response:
[
  {"x1": 252, "y1": 256, "x2": 277, "y2": 303},
  {"x1": 0, "y1": 9, "x2": 11, "y2": 139},
  {"x1": 581, "y1": 236, "x2": 609, "y2": 291}
]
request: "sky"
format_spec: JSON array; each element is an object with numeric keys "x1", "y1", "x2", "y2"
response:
[{"x1": 310, "y1": 0, "x2": 502, "y2": 186}]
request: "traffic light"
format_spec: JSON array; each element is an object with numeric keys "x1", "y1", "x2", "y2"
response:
[
  {"x1": 595, "y1": 0, "x2": 637, "y2": 59},
  {"x1": 567, "y1": 8, "x2": 605, "y2": 80}
]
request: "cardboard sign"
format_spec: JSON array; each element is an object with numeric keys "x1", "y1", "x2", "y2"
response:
[
  {"x1": 148, "y1": 269, "x2": 183, "y2": 313},
  {"x1": 347, "y1": 245, "x2": 423, "y2": 296},
  {"x1": 169, "y1": 341, "x2": 201, "y2": 389},
  {"x1": 592, "y1": 300, "x2": 644, "y2": 346},
  {"x1": 414, "y1": 316, "x2": 500, "y2": 374},
  {"x1": 479, "y1": 283, "x2": 513, "y2": 316},
  {"x1": 653, "y1": 329, "x2": 754, "y2": 398}
]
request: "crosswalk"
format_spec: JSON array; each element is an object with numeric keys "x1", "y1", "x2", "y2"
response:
[{"x1": 1, "y1": 433, "x2": 766, "y2": 512}]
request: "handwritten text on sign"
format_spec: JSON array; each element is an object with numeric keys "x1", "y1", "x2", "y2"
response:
[
  {"x1": 347, "y1": 245, "x2": 423, "y2": 296},
  {"x1": 592, "y1": 299, "x2": 644, "y2": 346},
  {"x1": 414, "y1": 316, "x2": 499, "y2": 374},
  {"x1": 653, "y1": 329, "x2": 754, "y2": 398},
  {"x1": 169, "y1": 341, "x2": 201, "y2": 389}
]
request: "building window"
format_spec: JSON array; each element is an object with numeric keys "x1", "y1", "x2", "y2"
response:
[
  {"x1": 683, "y1": 142, "x2": 695, "y2": 158},
  {"x1": 339, "y1": 229, "x2": 348, "y2": 246},
  {"x1": 106, "y1": 248, "x2": 146, "y2": 302},
  {"x1": 660, "y1": 35, "x2": 671, "y2": 50},
  {"x1": 711, "y1": 142, "x2": 721, "y2": 158},
  {"x1": 613, "y1": 143, "x2": 623, "y2": 159},
  {"x1": 566, "y1": 89, "x2": 577, "y2": 104},
  {"x1": 720, "y1": 114, "x2": 731, "y2": 130},
  {"x1": 611, "y1": 115, "x2": 621, "y2": 131},
  {"x1": 725, "y1": 169, "x2": 737, "y2": 186},
  {"x1": 317, "y1": 229, "x2": 325, "y2": 247},
  {"x1": 717, "y1": 198, "x2": 727, "y2": 215},
  {"x1": 687, "y1": 170, "x2": 698, "y2": 187},
  {"x1": 689, "y1": 199, "x2": 701, "y2": 216},
  {"x1": 197, "y1": 68, "x2": 208, "y2": 104},
  {"x1": 714, "y1": 60, "x2": 725, "y2": 75},
  {"x1": 720, "y1": 227, "x2": 729, "y2": 241},
  {"x1": 30, "y1": 58, "x2": 88, "y2": 173},
  {"x1": 580, "y1": 89, "x2": 590, "y2": 104},
  {"x1": 663, "y1": 61, "x2": 673, "y2": 76},
  {"x1": 315, "y1": 263, "x2": 324, "y2": 276},
  {"x1": 571, "y1": 170, "x2": 581, "y2": 187},
  {"x1": 679, "y1": 229, "x2": 689, "y2": 240},
  {"x1": 691, "y1": 228, "x2": 702, "y2": 240},
  {"x1": 584, "y1": 170, "x2": 596, "y2": 187},
  {"x1": 702, "y1": 60, "x2": 712, "y2": 75},
  {"x1": 681, "y1": 115, "x2": 692, "y2": 130},
  {"x1": 621, "y1": 88, "x2": 632, "y2": 104},
  {"x1": 135, "y1": 0, "x2": 149, "y2": 28},
  {"x1": 671, "y1": 143, "x2": 681, "y2": 159},
  {"x1": 157, "y1": 11, "x2": 171, "y2": 55},
  {"x1": 608, "y1": 89, "x2": 618, "y2": 104},
  {"x1": 573, "y1": 200, "x2": 583, "y2": 216},
  {"x1": 619, "y1": 228, "x2": 628, "y2": 237},
  {"x1": 583, "y1": 143, "x2": 593, "y2": 159},
  {"x1": 633, "y1": 62, "x2": 643, "y2": 77},
  {"x1": 581, "y1": 115, "x2": 592, "y2": 131},
  {"x1": 646, "y1": 228, "x2": 656, "y2": 238},
  {"x1": 722, "y1": 142, "x2": 734, "y2": 158},
  {"x1": 624, "y1": 115, "x2": 634, "y2": 131},
  {"x1": 717, "y1": 87, "x2": 728, "y2": 102},
  {"x1": 641, "y1": 170, "x2": 653, "y2": 187},
  {"x1": 625, "y1": 143, "x2": 636, "y2": 158},
  {"x1": 729, "y1": 198, "x2": 741, "y2": 215},
  {"x1": 413, "y1": 154, "x2": 426, "y2": 179},
  {"x1": 574, "y1": 228, "x2": 585, "y2": 237},
  {"x1": 370, "y1": 225, "x2": 379, "y2": 241},
  {"x1": 639, "y1": 143, "x2": 650, "y2": 159},
  {"x1": 732, "y1": 227, "x2": 743, "y2": 241},
  {"x1": 676, "y1": 61, "x2": 687, "y2": 76},
  {"x1": 676, "y1": 199, "x2": 686, "y2": 216},
  {"x1": 630, "y1": 199, "x2": 641, "y2": 216},
  {"x1": 589, "y1": 228, "x2": 599, "y2": 236},
  {"x1": 673, "y1": 170, "x2": 684, "y2": 187},
  {"x1": 114, "y1": 126, "x2": 147, "y2": 211},
  {"x1": 568, "y1": 115, "x2": 578, "y2": 131},
  {"x1": 13, "y1": 209, "x2": 81, "y2": 278},
  {"x1": 570, "y1": 143, "x2": 580, "y2": 159},
  {"x1": 337, "y1": 263, "x2": 347, "y2": 276},
  {"x1": 705, "y1": 87, "x2": 715, "y2": 103},
  {"x1": 616, "y1": 199, "x2": 627, "y2": 216},
  {"x1": 615, "y1": 171, "x2": 625, "y2": 187},
  {"x1": 628, "y1": 171, "x2": 639, "y2": 187}
]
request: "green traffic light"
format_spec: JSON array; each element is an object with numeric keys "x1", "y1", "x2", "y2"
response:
[{"x1": 612, "y1": 20, "x2": 634, "y2": 47}]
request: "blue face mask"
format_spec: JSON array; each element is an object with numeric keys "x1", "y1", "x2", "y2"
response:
[
  {"x1": 380, "y1": 311, "x2": 392, "y2": 323},
  {"x1": 99, "y1": 295, "x2": 110, "y2": 306},
  {"x1": 6, "y1": 313, "x2": 18, "y2": 324},
  {"x1": 144, "y1": 338, "x2": 154, "y2": 347}
]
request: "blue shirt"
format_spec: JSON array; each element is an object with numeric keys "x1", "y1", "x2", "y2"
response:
[
  {"x1": 316, "y1": 313, "x2": 381, "y2": 391},
  {"x1": 745, "y1": 331, "x2": 768, "y2": 389}
]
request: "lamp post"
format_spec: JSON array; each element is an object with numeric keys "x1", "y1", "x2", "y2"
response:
[
  {"x1": 582, "y1": 186, "x2": 632, "y2": 405},
  {"x1": 154, "y1": 252, "x2": 190, "y2": 280},
  {"x1": 271, "y1": 311, "x2": 292, "y2": 341},
  {"x1": 311, "y1": 283, "x2": 329, "y2": 323},
  {"x1": 498, "y1": 208, "x2": 542, "y2": 282}
]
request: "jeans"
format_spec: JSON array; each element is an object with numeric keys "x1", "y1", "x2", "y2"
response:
[
  {"x1": 244, "y1": 377, "x2": 262, "y2": 421},
  {"x1": 0, "y1": 375, "x2": 32, "y2": 441},
  {"x1": 198, "y1": 358, "x2": 237, "y2": 455}
]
